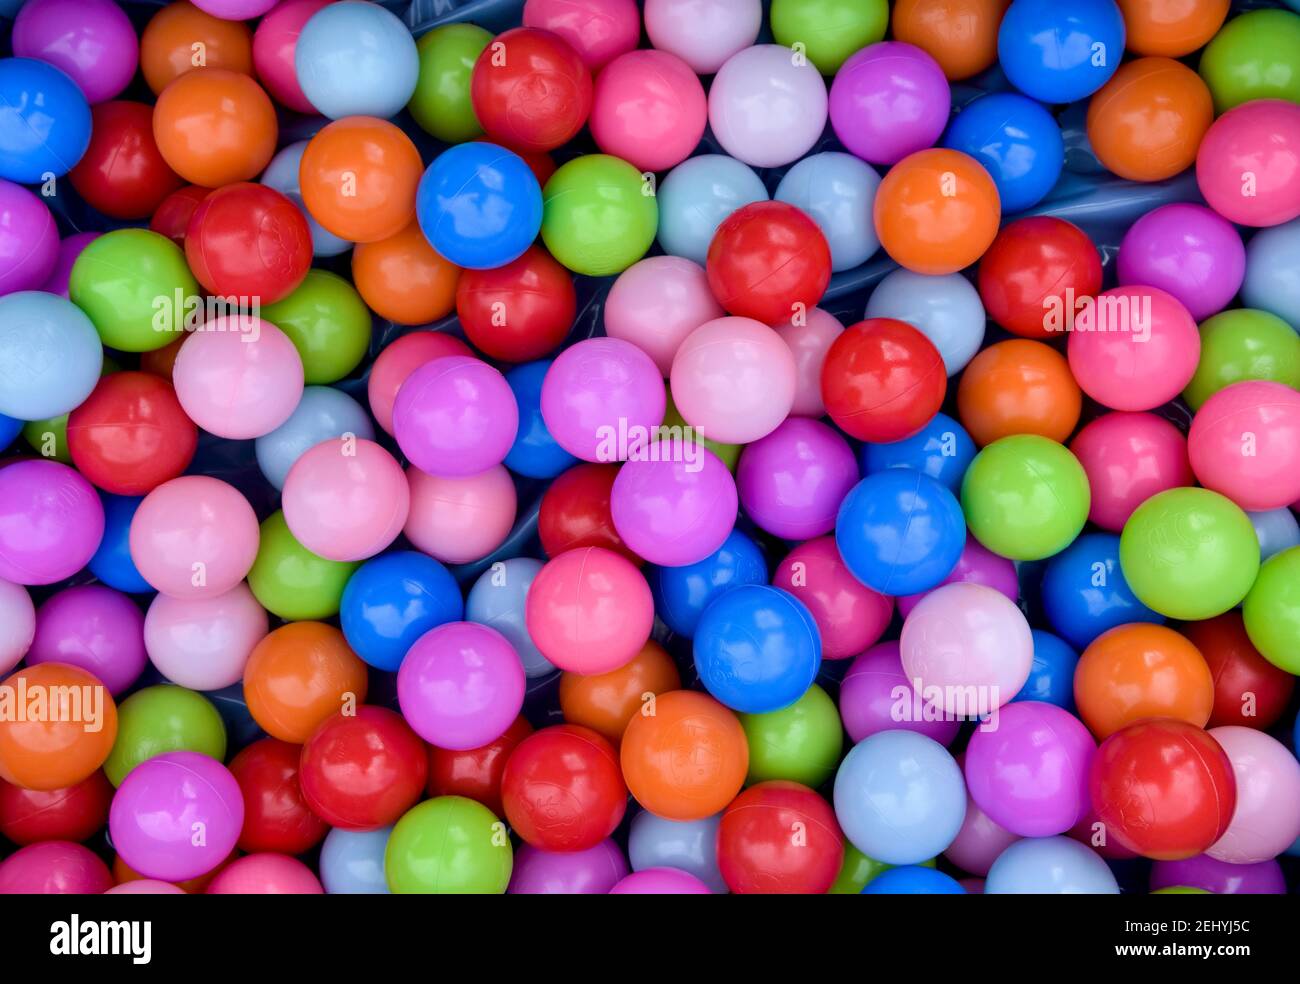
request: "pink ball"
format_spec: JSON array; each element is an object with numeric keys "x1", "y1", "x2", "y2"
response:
[
  {"x1": 27, "y1": 584, "x2": 146, "y2": 695},
  {"x1": 773, "y1": 307, "x2": 843, "y2": 418},
  {"x1": 670, "y1": 316, "x2": 797, "y2": 444},
  {"x1": 523, "y1": 0, "x2": 641, "y2": 70},
  {"x1": 393, "y1": 356, "x2": 519, "y2": 477},
  {"x1": 829, "y1": 42, "x2": 951, "y2": 166},
  {"x1": 1069, "y1": 411, "x2": 1193, "y2": 532},
  {"x1": 368, "y1": 331, "x2": 473, "y2": 435},
  {"x1": 206, "y1": 853, "x2": 323, "y2": 894},
  {"x1": 1116, "y1": 204, "x2": 1245, "y2": 322},
  {"x1": 106, "y1": 879, "x2": 185, "y2": 894},
  {"x1": 1067, "y1": 286, "x2": 1200, "y2": 411},
  {"x1": 282, "y1": 439, "x2": 410, "y2": 562},
  {"x1": 0, "y1": 460, "x2": 104, "y2": 586},
  {"x1": 896, "y1": 537, "x2": 1019, "y2": 620},
  {"x1": 252, "y1": 0, "x2": 331, "y2": 114},
  {"x1": 707, "y1": 44, "x2": 828, "y2": 169},
  {"x1": 644, "y1": 0, "x2": 761, "y2": 75},
  {"x1": 1197, "y1": 100, "x2": 1300, "y2": 228},
  {"x1": 12, "y1": 0, "x2": 139, "y2": 104},
  {"x1": 525, "y1": 546, "x2": 653, "y2": 674},
  {"x1": 191, "y1": 0, "x2": 279, "y2": 18},
  {"x1": 144, "y1": 583, "x2": 269, "y2": 691},
  {"x1": 943, "y1": 791, "x2": 1019, "y2": 877},
  {"x1": 0, "y1": 578, "x2": 34, "y2": 675},
  {"x1": 130, "y1": 476, "x2": 258, "y2": 599},
  {"x1": 39, "y1": 232, "x2": 100, "y2": 299},
  {"x1": 772, "y1": 536, "x2": 892, "y2": 660},
  {"x1": 397, "y1": 621, "x2": 526, "y2": 749},
  {"x1": 1207, "y1": 726, "x2": 1300, "y2": 864},
  {"x1": 609, "y1": 866, "x2": 712, "y2": 894},
  {"x1": 590, "y1": 49, "x2": 706, "y2": 173},
  {"x1": 736, "y1": 418, "x2": 858, "y2": 540},
  {"x1": 0, "y1": 180, "x2": 59, "y2": 297},
  {"x1": 604, "y1": 256, "x2": 724, "y2": 376},
  {"x1": 838, "y1": 641, "x2": 960, "y2": 745},
  {"x1": 1189, "y1": 381, "x2": 1300, "y2": 512},
  {"x1": 0, "y1": 841, "x2": 113, "y2": 894},
  {"x1": 404, "y1": 464, "x2": 516, "y2": 564},
  {"x1": 173, "y1": 317, "x2": 305, "y2": 440}
]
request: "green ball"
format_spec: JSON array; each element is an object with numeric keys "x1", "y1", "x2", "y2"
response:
[
  {"x1": 770, "y1": 0, "x2": 889, "y2": 74},
  {"x1": 69, "y1": 229, "x2": 200, "y2": 353},
  {"x1": 1119, "y1": 487, "x2": 1260, "y2": 621},
  {"x1": 247, "y1": 510, "x2": 358, "y2": 621},
  {"x1": 1184, "y1": 308, "x2": 1300, "y2": 411},
  {"x1": 409, "y1": 23, "x2": 492, "y2": 144},
  {"x1": 663, "y1": 389, "x2": 740, "y2": 471},
  {"x1": 542, "y1": 154, "x2": 658, "y2": 277},
  {"x1": 386, "y1": 796, "x2": 512, "y2": 894},
  {"x1": 1152, "y1": 886, "x2": 1213, "y2": 894},
  {"x1": 740, "y1": 684, "x2": 843, "y2": 787},
  {"x1": 829, "y1": 845, "x2": 935, "y2": 894},
  {"x1": 259, "y1": 270, "x2": 372, "y2": 384},
  {"x1": 960, "y1": 435, "x2": 1090, "y2": 561},
  {"x1": 1199, "y1": 9, "x2": 1300, "y2": 111},
  {"x1": 105, "y1": 685, "x2": 227, "y2": 787},
  {"x1": 1243, "y1": 545, "x2": 1300, "y2": 674}
]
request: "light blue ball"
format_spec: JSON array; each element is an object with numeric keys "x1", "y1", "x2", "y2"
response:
[
  {"x1": 1242, "y1": 218, "x2": 1300, "y2": 330},
  {"x1": 627, "y1": 811, "x2": 727, "y2": 894},
  {"x1": 0, "y1": 57, "x2": 91, "y2": 182},
  {"x1": 943, "y1": 92, "x2": 1063, "y2": 214},
  {"x1": 833, "y1": 730, "x2": 966, "y2": 866},
  {"x1": 320, "y1": 826, "x2": 392, "y2": 894},
  {"x1": 254, "y1": 386, "x2": 375, "y2": 491},
  {"x1": 865, "y1": 269, "x2": 986, "y2": 375},
  {"x1": 465, "y1": 557, "x2": 555, "y2": 678},
  {"x1": 294, "y1": 0, "x2": 420, "y2": 120},
  {"x1": 0, "y1": 290, "x2": 102, "y2": 420},
  {"x1": 656, "y1": 154, "x2": 768, "y2": 265},
  {"x1": 985, "y1": 836, "x2": 1120, "y2": 894},
  {"x1": 261, "y1": 141, "x2": 352, "y2": 257},
  {"x1": 774, "y1": 152, "x2": 881, "y2": 272},
  {"x1": 1249, "y1": 507, "x2": 1300, "y2": 563}
]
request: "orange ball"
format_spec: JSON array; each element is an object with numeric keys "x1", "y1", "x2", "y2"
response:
[
  {"x1": 153, "y1": 69, "x2": 277, "y2": 188},
  {"x1": 891, "y1": 0, "x2": 1011, "y2": 81},
  {"x1": 1087, "y1": 57, "x2": 1213, "y2": 182},
  {"x1": 1117, "y1": 0, "x2": 1229, "y2": 58},
  {"x1": 957, "y1": 338, "x2": 1082, "y2": 446},
  {"x1": 300, "y1": 117, "x2": 424, "y2": 244},
  {"x1": 140, "y1": 1, "x2": 254, "y2": 96},
  {"x1": 0, "y1": 663, "x2": 119, "y2": 791},
  {"x1": 620, "y1": 689, "x2": 748, "y2": 821},
  {"x1": 873, "y1": 148, "x2": 1000, "y2": 276},
  {"x1": 352, "y1": 221, "x2": 460, "y2": 325},
  {"x1": 243, "y1": 623, "x2": 369, "y2": 744},
  {"x1": 1074, "y1": 624, "x2": 1215, "y2": 739},
  {"x1": 559, "y1": 640, "x2": 682, "y2": 746}
]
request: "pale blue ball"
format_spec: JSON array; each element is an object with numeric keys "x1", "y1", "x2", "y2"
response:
[
  {"x1": 657, "y1": 154, "x2": 768, "y2": 265},
  {"x1": 255, "y1": 386, "x2": 375, "y2": 490},
  {"x1": 985, "y1": 836, "x2": 1120, "y2": 894},
  {"x1": 775, "y1": 152, "x2": 881, "y2": 272},
  {"x1": 295, "y1": 0, "x2": 420, "y2": 120},
  {"x1": 865, "y1": 269, "x2": 986, "y2": 375}
]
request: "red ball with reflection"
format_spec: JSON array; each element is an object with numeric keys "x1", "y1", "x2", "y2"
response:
[
  {"x1": 69, "y1": 102, "x2": 184, "y2": 220},
  {"x1": 228, "y1": 737, "x2": 328, "y2": 855},
  {"x1": 1182, "y1": 612, "x2": 1296, "y2": 730},
  {"x1": 185, "y1": 182, "x2": 311, "y2": 304},
  {"x1": 538, "y1": 462, "x2": 638, "y2": 562},
  {"x1": 718, "y1": 780, "x2": 844, "y2": 894},
  {"x1": 978, "y1": 217, "x2": 1102, "y2": 338},
  {"x1": 150, "y1": 185, "x2": 211, "y2": 246},
  {"x1": 427, "y1": 714, "x2": 532, "y2": 818},
  {"x1": 470, "y1": 27, "x2": 593, "y2": 153},
  {"x1": 0, "y1": 771, "x2": 112, "y2": 846},
  {"x1": 456, "y1": 245, "x2": 576, "y2": 362}
]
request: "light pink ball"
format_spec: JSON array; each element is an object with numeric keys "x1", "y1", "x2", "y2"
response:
[
  {"x1": 106, "y1": 879, "x2": 186, "y2": 895},
  {"x1": 645, "y1": 0, "x2": 761, "y2": 75},
  {"x1": 144, "y1": 583, "x2": 269, "y2": 691},
  {"x1": 604, "y1": 256, "x2": 723, "y2": 376},
  {"x1": 205, "y1": 853, "x2": 324, "y2": 894},
  {"x1": 1188, "y1": 381, "x2": 1300, "y2": 512},
  {"x1": 773, "y1": 307, "x2": 843, "y2": 417},
  {"x1": 944, "y1": 790, "x2": 1020, "y2": 877},
  {"x1": 1207, "y1": 726, "x2": 1300, "y2": 864},
  {"x1": 404, "y1": 464, "x2": 517, "y2": 565},
  {"x1": 0, "y1": 578, "x2": 34, "y2": 675},
  {"x1": 523, "y1": 0, "x2": 641, "y2": 70}
]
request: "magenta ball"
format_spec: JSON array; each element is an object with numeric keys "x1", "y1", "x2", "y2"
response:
[
  {"x1": 0, "y1": 841, "x2": 113, "y2": 894},
  {"x1": 1116, "y1": 204, "x2": 1245, "y2": 322},
  {"x1": 509, "y1": 838, "x2": 629, "y2": 894},
  {"x1": 1189, "y1": 381, "x2": 1300, "y2": 512},
  {"x1": 609, "y1": 867, "x2": 712, "y2": 894},
  {"x1": 604, "y1": 256, "x2": 723, "y2": 376},
  {"x1": 943, "y1": 790, "x2": 1020, "y2": 877},
  {"x1": 0, "y1": 460, "x2": 104, "y2": 586},
  {"x1": 1150, "y1": 854, "x2": 1286, "y2": 895},
  {"x1": 772, "y1": 536, "x2": 892, "y2": 660},
  {"x1": 1196, "y1": 100, "x2": 1300, "y2": 228},
  {"x1": 396, "y1": 621, "x2": 525, "y2": 750},
  {"x1": 39, "y1": 232, "x2": 100, "y2": 299},
  {"x1": 737, "y1": 418, "x2": 858, "y2": 540},
  {"x1": 829, "y1": 42, "x2": 951, "y2": 166},
  {"x1": 106, "y1": 879, "x2": 185, "y2": 894},
  {"x1": 191, "y1": 0, "x2": 279, "y2": 17},
  {"x1": 404, "y1": 464, "x2": 516, "y2": 565},
  {"x1": 393, "y1": 356, "x2": 519, "y2": 477},
  {"x1": 590, "y1": 49, "x2": 707, "y2": 173},
  {"x1": 773, "y1": 307, "x2": 843, "y2": 418},
  {"x1": 12, "y1": 0, "x2": 139, "y2": 103},
  {"x1": 26, "y1": 584, "x2": 146, "y2": 695},
  {"x1": 206, "y1": 854, "x2": 324, "y2": 894},
  {"x1": 0, "y1": 578, "x2": 34, "y2": 675},
  {"x1": 143, "y1": 583, "x2": 269, "y2": 692},
  {"x1": 1206, "y1": 726, "x2": 1300, "y2": 864},
  {"x1": 839, "y1": 641, "x2": 960, "y2": 746},
  {"x1": 896, "y1": 536, "x2": 1019, "y2": 620},
  {"x1": 0, "y1": 180, "x2": 59, "y2": 296},
  {"x1": 1069, "y1": 411, "x2": 1193, "y2": 532}
]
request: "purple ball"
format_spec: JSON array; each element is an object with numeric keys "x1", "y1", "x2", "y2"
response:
[
  {"x1": 1150, "y1": 854, "x2": 1286, "y2": 895},
  {"x1": 897, "y1": 537, "x2": 1019, "y2": 618},
  {"x1": 0, "y1": 460, "x2": 104, "y2": 586},
  {"x1": 27, "y1": 584, "x2": 146, "y2": 694},
  {"x1": 610, "y1": 439, "x2": 738, "y2": 567},
  {"x1": 609, "y1": 867, "x2": 712, "y2": 894},
  {"x1": 839, "y1": 641, "x2": 961, "y2": 746},
  {"x1": 39, "y1": 231, "x2": 100, "y2": 299},
  {"x1": 1116, "y1": 204, "x2": 1246, "y2": 322},
  {"x1": 829, "y1": 42, "x2": 951, "y2": 166},
  {"x1": 393, "y1": 355, "x2": 519, "y2": 477},
  {"x1": 12, "y1": 0, "x2": 139, "y2": 104},
  {"x1": 0, "y1": 180, "x2": 59, "y2": 297},
  {"x1": 508, "y1": 839, "x2": 629, "y2": 894},
  {"x1": 108, "y1": 751, "x2": 243, "y2": 883},
  {"x1": 737, "y1": 417, "x2": 858, "y2": 540}
]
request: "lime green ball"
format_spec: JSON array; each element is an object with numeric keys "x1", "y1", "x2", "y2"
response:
[
  {"x1": 22, "y1": 356, "x2": 120, "y2": 463},
  {"x1": 247, "y1": 511, "x2": 358, "y2": 621},
  {"x1": 386, "y1": 796, "x2": 512, "y2": 894},
  {"x1": 740, "y1": 684, "x2": 843, "y2": 787},
  {"x1": 663, "y1": 389, "x2": 740, "y2": 471},
  {"x1": 409, "y1": 24, "x2": 492, "y2": 143},
  {"x1": 770, "y1": 0, "x2": 889, "y2": 74},
  {"x1": 1152, "y1": 886, "x2": 1213, "y2": 894},
  {"x1": 1199, "y1": 9, "x2": 1300, "y2": 111},
  {"x1": 542, "y1": 154, "x2": 658, "y2": 277},
  {"x1": 829, "y1": 844, "x2": 935, "y2": 894},
  {"x1": 105, "y1": 685, "x2": 227, "y2": 787},
  {"x1": 960, "y1": 435, "x2": 1090, "y2": 561},
  {"x1": 69, "y1": 229, "x2": 200, "y2": 353},
  {"x1": 1243, "y1": 545, "x2": 1300, "y2": 674},
  {"x1": 1184, "y1": 308, "x2": 1300, "y2": 410},
  {"x1": 259, "y1": 270, "x2": 372, "y2": 384},
  {"x1": 1119, "y1": 487, "x2": 1260, "y2": 621}
]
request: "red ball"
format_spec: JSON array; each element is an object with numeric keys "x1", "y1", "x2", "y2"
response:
[
  {"x1": 1182, "y1": 612, "x2": 1296, "y2": 730},
  {"x1": 820, "y1": 318, "x2": 947, "y2": 442},
  {"x1": 1088, "y1": 719, "x2": 1236, "y2": 861},
  {"x1": 185, "y1": 182, "x2": 312, "y2": 304},
  {"x1": 717, "y1": 780, "x2": 844, "y2": 894},
  {"x1": 978, "y1": 217, "x2": 1102, "y2": 339},
  {"x1": 500, "y1": 723, "x2": 627, "y2": 852},
  {"x1": 470, "y1": 27, "x2": 593, "y2": 153},
  {"x1": 706, "y1": 201, "x2": 832, "y2": 326},
  {"x1": 0, "y1": 771, "x2": 112, "y2": 846},
  {"x1": 298, "y1": 707, "x2": 429, "y2": 831},
  {"x1": 67, "y1": 371, "x2": 198, "y2": 496},
  {"x1": 68, "y1": 101, "x2": 184, "y2": 221},
  {"x1": 150, "y1": 185, "x2": 211, "y2": 245},
  {"x1": 538, "y1": 462, "x2": 639, "y2": 563},
  {"x1": 427, "y1": 714, "x2": 532, "y2": 818},
  {"x1": 228, "y1": 738, "x2": 329, "y2": 855},
  {"x1": 456, "y1": 245, "x2": 576, "y2": 362}
]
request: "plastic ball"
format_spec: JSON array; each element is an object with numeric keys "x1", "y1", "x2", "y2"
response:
[
  {"x1": 610, "y1": 867, "x2": 712, "y2": 894},
  {"x1": 465, "y1": 558, "x2": 554, "y2": 678},
  {"x1": 385, "y1": 796, "x2": 512, "y2": 895},
  {"x1": 839, "y1": 641, "x2": 961, "y2": 746},
  {"x1": 1186, "y1": 309, "x2": 1300, "y2": 412},
  {"x1": 393, "y1": 356, "x2": 518, "y2": 479},
  {"x1": 251, "y1": 0, "x2": 329, "y2": 113},
  {"x1": 152, "y1": 68, "x2": 275, "y2": 187},
  {"x1": 605, "y1": 256, "x2": 722, "y2": 377},
  {"x1": 739, "y1": 684, "x2": 843, "y2": 788},
  {"x1": 458, "y1": 247, "x2": 574, "y2": 363},
  {"x1": 771, "y1": 309, "x2": 842, "y2": 420},
  {"x1": 864, "y1": 865, "x2": 967, "y2": 894},
  {"x1": 655, "y1": 154, "x2": 768, "y2": 265},
  {"x1": 1150, "y1": 853, "x2": 1283, "y2": 896},
  {"x1": 1198, "y1": 8, "x2": 1300, "y2": 111},
  {"x1": 255, "y1": 386, "x2": 374, "y2": 492},
  {"x1": 1189, "y1": 381, "x2": 1300, "y2": 512},
  {"x1": 0, "y1": 460, "x2": 103, "y2": 586},
  {"x1": 243, "y1": 621, "x2": 368, "y2": 743},
  {"x1": 896, "y1": 535, "x2": 1020, "y2": 617},
  {"x1": 0, "y1": 579, "x2": 34, "y2": 676},
  {"x1": 1243, "y1": 545, "x2": 1300, "y2": 674},
  {"x1": 1042, "y1": 532, "x2": 1164, "y2": 650},
  {"x1": 149, "y1": 185, "x2": 209, "y2": 247},
  {"x1": 891, "y1": 0, "x2": 1010, "y2": 81},
  {"x1": 1069, "y1": 412, "x2": 1191, "y2": 532},
  {"x1": 294, "y1": 0, "x2": 418, "y2": 119},
  {"x1": 367, "y1": 332, "x2": 471, "y2": 436},
  {"x1": 204, "y1": 853, "x2": 322, "y2": 894},
  {"x1": 627, "y1": 811, "x2": 726, "y2": 893},
  {"x1": 718, "y1": 781, "x2": 843, "y2": 894},
  {"x1": 1184, "y1": 612, "x2": 1294, "y2": 730},
  {"x1": 143, "y1": 583, "x2": 268, "y2": 692},
  {"x1": 68, "y1": 101, "x2": 182, "y2": 221},
  {"x1": 650, "y1": 528, "x2": 767, "y2": 638},
  {"x1": 944, "y1": 791, "x2": 1020, "y2": 878},
  {"x1": 859, "y1": 412, "x2": 976, "y2": 494},
  {"x1": 737, "y1": 418, "x2": 858, "y2": 540},
  {"x1": 830, "y1": 42, "x2": 951, "y2": 167},
  {"x1": 426, "y1": 714, "x2": 532, "y2": 818},
  {"x1": 0, "y1": 770, "x2": 111, "y2": 846},
  {"x1": 350, "y1": 233, "x2": 455, "y2": 331},
  {"x1": 644, "y1": 0, "x2": 760, "y2": 75},
  {"x1": 185, "y1": 183, "x2": 311, "y2": 305},
  {"x1": 404, "y1": 464, "x2": 516, "y2": 565},
  {"x1": 523, "y1": 0, "x2": 638, "y2": 70},
  {"x1": 0, "y1": 182, "x2": 58, "y2": 296},
  {"x1": 27, "y1": 585, "x2": 145, "y2": 696},
  {"x1": 12, "y1": 0, "x2": 136, "y2": 104},
  {"x1": 944, "y1": 92, "x2": 1063, "y2": 213},
  {"x1": 1117, "y1": 204, "x2": 1244, "y2": 324},
  {"x1": 558, "y1": 641, "x2": 680, "y2": 746},
  {"x1": 590, "y1": 50, "x2": 705, "y2": 173},
  {"x1": 775, "y1": 152, "x2": 881, "y2": 273},
  {"x1": 227, "y1": 737, "x2": 327, "y2": 856},
  {"x1": 866, "y1": 273, "x2": 983, "y2": 378},
  {"x1": 87, "y1": 494, "x2": 151, "y2": 594},
  {"x1": 509, "y1": 839, "x2": 629, "y2": 894},
  {"x1": 408, "y1": 22, "x2": 492, "y2": 143},
  {"x1": 0, "y1": 662, "x2": 116, "y2": 791},
  {"x1": 104, "y1": 683, "x2": 225, "y2": 788},
  {"x1": 984, "y1": 836, "x2": 1119, "y2": 894},
  {"x1": 320, "y1": 826, "x2": 391, "y2": 894},
  {"x1": 246, "y1": 511, "x2": 356, "y2": 622},
  {"x1": 0, "y1": 291, "x2": 102, "y2": 421},
  {"x1": 340, "y1": 551, "x2": 463, "y2": 674},
  {"x1": 0, "y1": 841, "x2": 113, "y2": 894},
  {"x1": 1196, "y1": 100, "x2": 1300, "y2": 228},
  {"x1": 997, "y1": 0, "x2": 1126, "y2": 103},
  {"x1": 0, "y1": 56, "x2": 91, "y2": 182},
  {"x1": 980, "y1": 217, "x2": 1102, "y2": 339},
  {"x1": 773, "y1": 537, "x2": 889, "y2": 660},
  {"x1": 1243, "y1": 218, "x2": 1300, "y2": 329},
  {"x1": 1116, "y1": 0, "x2": 1228, "y2": 58},
  {"x1": 1250, "y1": 507, "x2": 1300, "y2": 563},
  {"x1": 957, "y1": 339, "x2": 1082, "y2": 447},
  {"x1": 1206, "y1": 726, "x2": 1300, "y2": 864},
  {"x1": 709, "y1": 42, "x2": 831, "y2": 161},
  {"x1": 140, "y1": 1, "x2": 252, "y2": 94},
  {"x1": 541, "y1": 154, "x2": 658, "y2": 276},
  {"x1": 39, "y1": 231, "x2": 99, "y2": 299}
]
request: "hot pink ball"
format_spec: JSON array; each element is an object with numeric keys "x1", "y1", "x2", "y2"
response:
[
  {"x1": 0, "y1": 180, "x2": 59, "y2": 297},
  {"x1": 896, "y1": 536, "x2": 1019, "y2": 620},
  {"x1": 282, "y1": 439, "x2": 410, "y2": 563},
  {"x1": 12, "y1": 0, "x2": 139, "y2": 104},
  {"x1": 27, "y1": 584, "x2": 146, "y2": 695},
  {"x1": 829, "y1": 42, "x2": 951, "y2": 166},
  {"x1": 604, "y1": 256, "x2": 724, "y2": 376},
  {"x1": 144, "y1": 583, "x2": 269, "y2": 691},
  {"x1": 523, "y1": 0, "x2": 640, "y2": 70},
  {"x1": 397, "y1": 621, "x2": 526, "y2": 749},
  {"x1": 736, "y1": 418, "x2": 858, "y2": 540},
  {"x1": 206, "y1": 853, "x2": 323, "y2": 894},
  {"x1": 590, "y1": 50, "x2": 707, "y2": 173},
  {"x1": 772, "y1": 536, "x2": 891, "y2": 660},
  {"x1": 1207, "y1": 726, "x2": 1300, "y2": 864},
  {"x1": 368, "y1": 332, "x2": 473, "y2": 436},
  {"x1": 1069, "y1": 411, "x2": 1193, "y2": 532},
  {"x1": 0, "y1": 460, "x2": 104, "y2": 586},
  {"x1": 0, "y1": 578, "x2": 34, "y2": 675},
  {"x1": 393, "y1": 355, "x2": 519, "y2": 477},
  {"x1": 1067, "y1": 286, "x2": 1201, "y2": 411},
  {"x1": 1189, "y1": 381, "x2": 1300, "y2": 512},
  {"x1": 130, "y1": 476, "x2": 257, "y2": 599},
  {"x1": 404, "y1": 464, "x2": 516, "y2": 564},
  {"x1": 1116, "y1": 204, "x2": 1245, "y2": 322},
  {"x1": 191, "y1": 0, "x2": 279, "y2": 18},
  {"x1": 609, "y1": 867, "x2": 712, "y2": 894},
  {"x1": 252, "y1": 0, "x2": 330, "y2": 114},
  {"x1": 173, "y1": 318, "x2": 305, "y2": 440},
  {"x1": 1197, "y1": 100, "x2": 1300, "y2": 228},
  {"x1": 644, "y1": 0, "x2": 761, "y2": 75},
  {"x1": 943, "y1": 790, "x2": 1019, "y2": 877},
  {"x1": 106, "y1": 879, "x2": 186, "y2": 894},
  {"x1": 525, "y1": 546, "x2": 653, "y2": 674},
  {"x1": 773, "y1": 307, "x2": 843, "y2": 418},
  {"x1": 39, "y1": 232, "x2": 100, "y2": 299},
  {"x1": 839, "y1": 641, "x2": 960, "y2": 745},
  {"x1": 0, "y1": 841, "x2": 112, "y2": 894}
]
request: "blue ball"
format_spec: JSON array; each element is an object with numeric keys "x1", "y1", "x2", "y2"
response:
[
  {"x1": 985, "y1": 836, "x2": 1119, "y2": 894},
  {"x1": 504, "y1": 360, "x2": 578, "y2": 479},
  {"x1": 87, "y1": 493, "x2": 153, "y2": 595},
  {"x1": 260, "y1": 141, "x2": 352, "y2": 257},
  {"x1": 943, "y1": 92, "x2": 1064, "y2": 214},
  {"x1": 1249, "y1": 507, "x2": 1300, "y2": 562},
  {"x1": 0, "y1": 58, "x2": 91, "y2": 182},
  {"x1": 693, "y1": 584, "x2": 821, "y2": 714},
  {"x1": 416, "y1": 142, "x2": 542, "y2": 270},
  {"x1": 340, "y1": 551, "x2": 464, "y2": 671},
  {"x1": 651, "y1": 528, "x2": 767, "y2": 637},
  {"x1": 865, "y1": 271, "x2": 986, "y2": 375},
  {"x1": 294, "y1": 0, "x2": 420, "y2": 120},
  {"x1": 835, "y1": 470, "x2": 967, "y2": 596},
  {"x1": 1013, "y1": 630, "x2": 1079, "y2": 709},
  {"x1": 320, "y1": 826, "x2": 392, "y2": 894},
  {"x1": 862, "y1": 865, "x2": 967, "y2": 894},
  {"x1": 656, "y1": 154, "x2": 768, "y2": 265},
  {"x1": 774, "y1": 152, "x2": 881, "y2": 272},
  {"x1": 1243, "y1": 218, "x2": 1300, "y2": 330},
  {"x1": 997, "y1": 0, "x2": 1126, "y2": 105},
  {"x1": 465, "y1": 556, "x2": 555, "y2": 678},
  {"x1": 859, "y1": 412, "x2": 976, "y2": 493},
  {"x1": 1041, "y1": 532, "x2": 1164, "y2": 650},
  {"x1": 0, "y1": 412, "x2": 20, "y2": 450},
  {"x1": 255, "y1": 386, "x2": 375, "y2": 490},
  {"x1": 0, "y1": 291, "x2": 102, "y2": 421},
  {"x1": 627, "y1": 810, "x2": 727, "y2": 894}
]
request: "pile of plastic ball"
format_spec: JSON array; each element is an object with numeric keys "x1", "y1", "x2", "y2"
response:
[{"x1": 0, "y1": 0, "x2": 1299, "y2": 897}]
